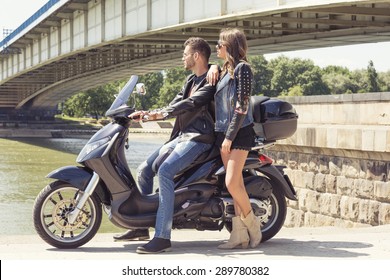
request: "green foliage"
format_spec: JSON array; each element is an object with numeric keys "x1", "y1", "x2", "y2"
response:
[
  {"x1": 378, "y1": 71, "x2": 390, "y2": 91},
  {"x1": 321, "y1": 61, "x2": 381, "y2": 94},
  {"x1": 322, "y1": 65, "x2": 350, "y2": 75},
  {"x1": 62, "y1": 92, "x2": 88, "y2": 117},
  {"x1": 322, "y1": 72, "x2": 359, "y2": 94},
  {"x1": 366, "y1": 60, "x2": 380, "y2": 92},
  {"x1": 282, "y1": 85, "x2": 303, "y2": 97},
  {"x1": 350, "y1": 70, "x2": 369, "y2": 93},
  {"x1": 248, "y1": 55, "x2": 272, "y2": 96},
  {"x1": 61, "y1": 55, "x2": 388, "y2": 118},
  {"x1": 63, "y1": 82, "x2": 118, "y2": 118},
  {"x1": 299, "y1": 66, "x2": 330, "y2": 95},
  {"x1": 156, "y1": 67, "x2": 190, "y2": 107},
  {"x1": 268, "y1": 56, "x2": 329, "y2": 96},
  {"x1": 268, "y1": 56, "x2": 293, "y2": 96},
  {"x1": 87, "y1": 82, "x2": 119, "y2": 118},
  {"x1": 137, "y1": 72, "x2": 164, "y2": 110}
]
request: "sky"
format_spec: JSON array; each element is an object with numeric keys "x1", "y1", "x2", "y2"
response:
[{"x1": 1, "y1": 0, "x2": 389, "y2": 72}]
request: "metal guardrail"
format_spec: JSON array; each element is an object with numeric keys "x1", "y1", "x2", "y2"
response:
[{"x1": 0, "y1": 0, "x2": 61, "y2": 49}]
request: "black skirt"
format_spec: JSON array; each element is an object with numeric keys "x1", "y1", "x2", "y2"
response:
[{"x1": 215, "y1": 124, "x2": 255, "y2": 151}]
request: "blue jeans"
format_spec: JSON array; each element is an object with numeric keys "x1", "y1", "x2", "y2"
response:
[{"x1": 137, "y1": 137, "x2": 212, "y2": 239}]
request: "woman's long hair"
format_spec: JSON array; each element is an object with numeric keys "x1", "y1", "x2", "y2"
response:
[{"x1": 219, "y1": 28, "x2": 249, "y2": 78}]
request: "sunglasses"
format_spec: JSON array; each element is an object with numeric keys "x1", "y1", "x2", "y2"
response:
[{"x1": 216, "y1": 41, "x2": 224, "y2": 49}]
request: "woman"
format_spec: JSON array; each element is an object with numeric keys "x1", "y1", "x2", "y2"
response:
[{"x1": 213, "y1": 28, "x2": 261, "y2": 249}]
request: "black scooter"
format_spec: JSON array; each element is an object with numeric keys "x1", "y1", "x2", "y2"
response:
[{"x1": 33, "y1": 75, "x2": 298, "y2": 249}]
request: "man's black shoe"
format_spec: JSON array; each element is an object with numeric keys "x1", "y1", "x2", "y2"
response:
[
  {"x1": 113, "y1": 229, "x2": 150, "y2": 242},
  {"x1": 136, "y1": 237, "x2": 171, "y2": 254}
]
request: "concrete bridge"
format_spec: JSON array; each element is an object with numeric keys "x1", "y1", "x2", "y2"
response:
[{"x1": 1, "y1": 0, "x2": 390, "y2": 117}]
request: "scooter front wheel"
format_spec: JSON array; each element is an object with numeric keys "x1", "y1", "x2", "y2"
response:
[{"x1": 33, "y1": 180, "x2": 102, "y2": 249}]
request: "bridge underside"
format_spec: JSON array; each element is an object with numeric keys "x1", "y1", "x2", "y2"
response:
[{"x1": 1, "y1": 0, "x2": 390, "y2": 114}]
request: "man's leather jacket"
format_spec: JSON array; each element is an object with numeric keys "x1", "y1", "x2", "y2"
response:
[{"x1": 162, "y1": 74, "x2": 216, "y2": 144}]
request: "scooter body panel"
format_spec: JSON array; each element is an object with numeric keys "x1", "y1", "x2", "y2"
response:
[{"x1": 259, "y1": 164, "x2": 297, "y2": 200}]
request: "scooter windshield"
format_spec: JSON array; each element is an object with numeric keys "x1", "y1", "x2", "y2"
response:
[{"x1": 105, "y1": 75, "x2": 138, "y2": 117}]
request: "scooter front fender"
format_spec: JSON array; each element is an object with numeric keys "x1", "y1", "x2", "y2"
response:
[{"x1": 47, "y1": 166, "x2": 93, "y2": 190}]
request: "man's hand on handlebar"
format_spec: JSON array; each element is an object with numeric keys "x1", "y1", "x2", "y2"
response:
[
  {"x1": 128, "y1": 110, "x2": 146, "y2": 121},
  {"x1": 128, "y1": 110, "x2": 161, "y2": 122}
]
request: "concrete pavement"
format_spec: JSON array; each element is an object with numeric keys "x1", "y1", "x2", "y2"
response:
[{"x1": 1, "y1": 225, "x2": 389, "y2": 260}]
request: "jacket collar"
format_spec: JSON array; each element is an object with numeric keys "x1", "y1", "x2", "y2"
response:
[
  {"x1": 184, "y1": 73, "x2": 207, "y2": 97},
  {"x1": 216, "y1": 72, "x2": 232, "y2": 92}
]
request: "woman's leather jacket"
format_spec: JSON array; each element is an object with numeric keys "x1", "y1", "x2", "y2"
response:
[{"x1": 214, "y1": 62, "x2": 253, "y2": 141}]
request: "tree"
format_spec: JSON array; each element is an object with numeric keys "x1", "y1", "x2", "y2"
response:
[
  {"x1": 322, "y1": 65, "x2": 351, "y2": 76},
  {"x1": 63, "y1": 82, "x2": 119, "y2": 118},
  {"x1": 88, "y1": 82, "x2": 119, "y2": 118},
  {"x1": 283, "y1": 85, "x2": 303, "y2": 96},
  {"x1": 268, "y1": 56, "x2": 293, "y2": 96},
  {"x1": 137, "y1": 72, "x2": 164, "y2": 110},
  {"x1": 366, "y1": 60, "x2": 380, "y2": 92},
  {"x1": 298, "y1": 66, "x2": 330, "y2": 95},
  {"x1": 61, "y1": 56, "x2": 389, "y2": 117},
  {"x1": 63, "y1": 92, "x2": 89, "y2": 117},
  {"x1": 268, "y1": 56, "x2": 329, "y2": 96},
  {"x1": 322, "y1": 72, "x2": 359, "y2": 94},
  {"x1": 378, "y1": 71, "x2": 390, "y2": 91},
  {"x1": 350, "y1": 70, "x2": 368, "y2": 93},
  {"x1": 157, "y1": 67, "x2": 190, "y2": 107},
  {"x1": 248, "y1": 55, "x2": 272, "y2": 96}
]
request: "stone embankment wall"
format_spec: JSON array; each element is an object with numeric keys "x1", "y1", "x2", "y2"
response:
[{"x1": 269, "y1": 92, "x2": 390, "y2": 228}]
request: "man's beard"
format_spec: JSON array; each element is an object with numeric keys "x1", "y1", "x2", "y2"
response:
[{"x1": 184, "y1": 58, "x2": 195, "y2": 70}]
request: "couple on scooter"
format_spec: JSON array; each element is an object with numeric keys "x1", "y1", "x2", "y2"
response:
[{"x1": 116, "y1": 28, "x2": 261, "y2": 254}]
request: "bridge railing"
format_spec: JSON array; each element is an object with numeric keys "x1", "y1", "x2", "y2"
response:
[{"x1": 0, "y1": 0, "x2": 61, "y2": 50}]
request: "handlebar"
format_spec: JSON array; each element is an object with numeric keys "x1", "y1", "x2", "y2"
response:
[{"x1": 129, "y1": 112, "x2": 150, "y2": 122}]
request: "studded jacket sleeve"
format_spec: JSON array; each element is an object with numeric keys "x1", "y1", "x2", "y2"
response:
[{"x1": 225, "y1": 63, "x2": 253, "y2": 141}]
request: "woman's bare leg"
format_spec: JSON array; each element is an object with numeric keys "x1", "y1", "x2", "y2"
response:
[{"x1": 221, "y1": 149, "x2": 252, "y2": 216}]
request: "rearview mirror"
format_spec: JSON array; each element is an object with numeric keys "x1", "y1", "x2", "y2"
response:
[{"x1": 136, "y1": 83, "x2": 146, "y2": 95}]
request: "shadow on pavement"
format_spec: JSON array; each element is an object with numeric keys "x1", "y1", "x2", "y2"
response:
[
  {"x1": 46, "y1": 238, "x2": 372, "y2": 258},
  {"x1": 261, "y1": 238, "x2": 372, "y2": 258}
]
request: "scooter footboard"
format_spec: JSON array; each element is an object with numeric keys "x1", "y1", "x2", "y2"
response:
[{"x1": 110, "y1": 184, "x2": 218, "y2": 229}]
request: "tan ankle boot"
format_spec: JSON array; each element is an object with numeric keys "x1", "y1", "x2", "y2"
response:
[
  {"x1": 241, "y1": 210, "x2": 262, "y2": 248},
  {"x1": 218, "y1": 216, "x2": 249, "y2": 249}
]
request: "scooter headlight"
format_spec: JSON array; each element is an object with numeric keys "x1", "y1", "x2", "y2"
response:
[{"x1": 77, "y1": 137, "x2": 111, "y2": 162}]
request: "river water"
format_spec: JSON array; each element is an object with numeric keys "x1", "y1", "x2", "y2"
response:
[{"x1": 0, "y1": 134, "x2": 169, "y2": 236}]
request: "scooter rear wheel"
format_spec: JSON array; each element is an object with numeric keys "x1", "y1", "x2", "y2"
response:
[{"x1": 33, "y1": 180, "x2": 102, "y2": 249}]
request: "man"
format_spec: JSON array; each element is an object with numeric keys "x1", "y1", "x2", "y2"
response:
[{"x1": 114, "y1": 37, "x2": 216, "y2": 254}]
